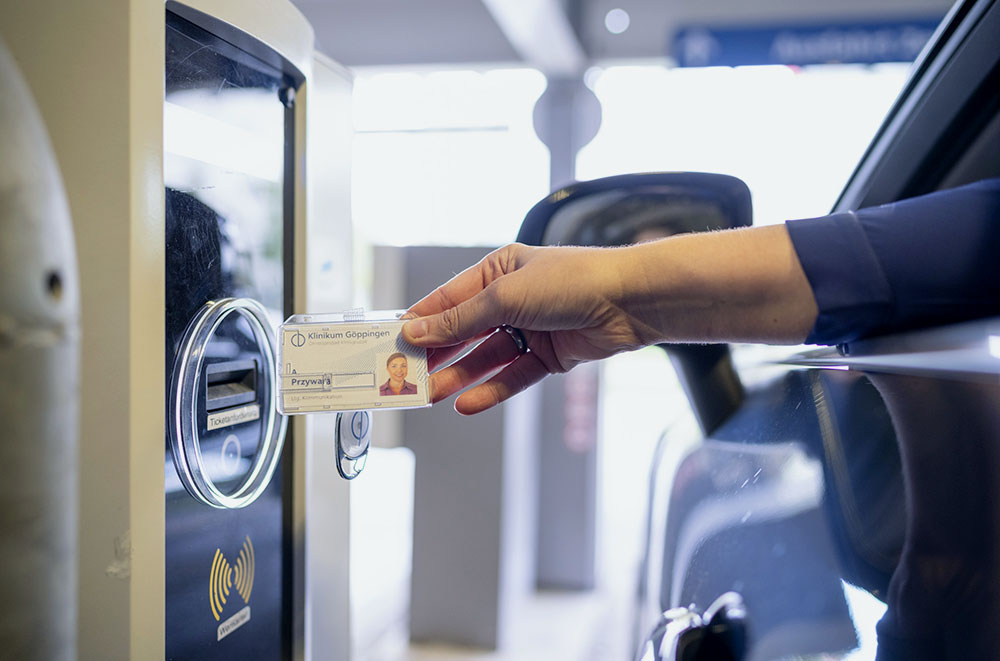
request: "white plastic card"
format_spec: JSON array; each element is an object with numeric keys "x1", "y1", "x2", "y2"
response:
[{"x1": 277, "y1": 310, "x2": 429, "y2": 414}]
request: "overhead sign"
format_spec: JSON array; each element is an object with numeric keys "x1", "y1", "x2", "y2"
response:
[{"x1": 672, "y1": 18, "x2": 942, "y2": 68}]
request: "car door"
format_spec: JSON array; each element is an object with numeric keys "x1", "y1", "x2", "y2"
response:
[{"x1": 634, "y1": 0, "x2": 1000, "y2": 658}]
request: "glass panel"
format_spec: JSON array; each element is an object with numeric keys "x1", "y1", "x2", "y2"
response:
[
  {"x1": 579, "y1": 63, "x2": 911, "y2": 225},
  {"x1": 351, "y1": 68, "x2": 549, "y2": 247},
  {"x1": 164, "y1": 13, "x2": 285, "y2": 332},
  {"x1": 163, "y1": 12, "x2": 291, "y2": 657}
]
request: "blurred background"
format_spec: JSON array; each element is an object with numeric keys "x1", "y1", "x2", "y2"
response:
[{"x1": 289, "y1": 1, "x2": 951, "y2": 658}]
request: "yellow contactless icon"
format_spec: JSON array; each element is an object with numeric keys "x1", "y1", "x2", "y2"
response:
[{"x1": 209, "y1": 536, "x2": 255, "y2": 621}]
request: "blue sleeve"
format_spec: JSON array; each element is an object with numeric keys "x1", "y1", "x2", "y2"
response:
[{"x1": 786, "y1": 178, "x2": 1000, "y2": 345}]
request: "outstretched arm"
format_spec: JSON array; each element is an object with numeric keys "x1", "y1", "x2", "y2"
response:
[
  {"x1": 402, "y1": 178, "x2": 1000, "y2": 415},
  {"x1": 402, "y1": 223, "x2": 817, "y2": 414}
]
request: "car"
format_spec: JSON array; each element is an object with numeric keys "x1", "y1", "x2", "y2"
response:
[{"x1": 516, "y1": 0, "x2": 1000, "y2": 657}]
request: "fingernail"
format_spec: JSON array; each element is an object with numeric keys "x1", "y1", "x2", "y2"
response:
[{"x1": 404, "y1": 319, "x2": 428, "y2": 340}]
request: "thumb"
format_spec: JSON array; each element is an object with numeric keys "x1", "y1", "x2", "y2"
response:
[{"x1": 402, "y1": 289, "x2": 504, "y2": 347}]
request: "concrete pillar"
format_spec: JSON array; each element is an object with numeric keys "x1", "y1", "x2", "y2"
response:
[
  {"x1": 0, "y1": 38, "x2": 79, "y2": 661},
  {"x1": 535, "y1": 365, "x2": 600, "y2": 590},
  {"x1": 530, "y1": 76, "x2": 603, "y2": 590}
]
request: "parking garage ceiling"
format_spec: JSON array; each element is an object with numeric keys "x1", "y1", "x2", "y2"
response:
[{"x1": 292, "y1": 0, "x2": 955, "y2": 72}]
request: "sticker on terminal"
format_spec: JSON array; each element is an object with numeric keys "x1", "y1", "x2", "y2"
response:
[{"x1": 277, "y1": 314, "x2": 429, "y2": 414}]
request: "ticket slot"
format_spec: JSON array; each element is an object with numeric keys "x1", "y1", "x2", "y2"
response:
[
  {"x1": 170, "y1": 298, "x2": 286, "y2": 509},
  {"x1": 205, "y1": 359, "x2": 258, "y2": 412}
]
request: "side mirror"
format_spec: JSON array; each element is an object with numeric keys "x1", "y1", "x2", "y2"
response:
[
  {"x1": 517, "y1": 172, "x2": 752, "y2": 246},
  {"x1": 516, "y1": 172, "x2": 749, "y2": 435}
]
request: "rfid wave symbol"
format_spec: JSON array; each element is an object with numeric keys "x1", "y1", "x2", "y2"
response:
[{"x1": 209, "y1": 536, "x2": 255, "y2": 621}]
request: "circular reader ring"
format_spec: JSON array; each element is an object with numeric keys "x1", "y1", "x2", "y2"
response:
[{"x1": 169, "y1": 297, "x2": 287, "y2": 509}]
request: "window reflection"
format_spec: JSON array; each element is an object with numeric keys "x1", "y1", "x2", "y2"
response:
[{"x1": 164, "y1": 89, "x2": 284, "y2": 320}]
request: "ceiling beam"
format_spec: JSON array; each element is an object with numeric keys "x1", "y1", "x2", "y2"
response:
[{"x1": 481, "y1": 0, "x2": 586, "y2": 75}]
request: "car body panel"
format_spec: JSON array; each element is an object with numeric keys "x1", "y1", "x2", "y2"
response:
[{"x1": 637, "y1": 0, "x2": 1000, "y2": 657}]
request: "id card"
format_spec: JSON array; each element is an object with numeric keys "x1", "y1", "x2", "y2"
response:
[{"x1": 277, "y1": 311, "x2": 429, "y2": 414}]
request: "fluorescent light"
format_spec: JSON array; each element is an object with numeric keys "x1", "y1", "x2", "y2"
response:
[{"x1": 605, "y1": 8, "x2": 630, "y2": 35}]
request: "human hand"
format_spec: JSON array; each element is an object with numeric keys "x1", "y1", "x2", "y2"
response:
[
  {"x1": 401, "y1": 225, "x2": 819, "y2": 415},
  {"x1": 401, "y1": 242, "x2": 651, "y2": 415}
]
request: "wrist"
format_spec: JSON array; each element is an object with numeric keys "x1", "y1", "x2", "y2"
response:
[
  {"x1": 601, "y1": 243, "x2": 674, "y2": 346},
  {"x1": 610, "y1": 226, "x2": 818, "y2": 345},
  {"x1": 638, "y1": 240, "x2": 692, "y2": 344}
]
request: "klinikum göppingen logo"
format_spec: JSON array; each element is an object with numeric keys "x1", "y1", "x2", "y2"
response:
[{"x1": 210, "y1": 536, "x2": 255, "y2": 641}]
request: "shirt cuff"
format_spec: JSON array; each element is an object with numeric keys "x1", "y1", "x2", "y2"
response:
[{"x1": 786, "y1": 211, "x2": 893, "y2": 345}]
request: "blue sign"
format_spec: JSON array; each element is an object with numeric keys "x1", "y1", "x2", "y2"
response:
[{"x1": 672, "y1": 18, "x2": 942, "y2": 68}]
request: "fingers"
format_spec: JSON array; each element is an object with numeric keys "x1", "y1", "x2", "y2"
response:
[
  {"x1": 403, "y1": 246, "x2": 526, "y2": 348},
  {"x1": 406, "y1": 257, "x2": 496, "y2": 319},
  {"x1": 402, "y1": 283, "x2": 495, "y2": 367},
  {"x1": 453, "y1": 351, "x2": 551, "y2": 415},
  {"x1": 403, "y1": 287, "x2": 505, "y2": 348},
  {"x1": 428, "y1": 327, "x2": 524, "y2": 403},
  {"x1": 426, "y1": 339, "x2": 475, "y2": 372}
]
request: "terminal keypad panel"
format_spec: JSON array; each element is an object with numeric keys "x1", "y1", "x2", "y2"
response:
[{"x1": 164, "y1": 8, "x2": 300, "y2": 658}]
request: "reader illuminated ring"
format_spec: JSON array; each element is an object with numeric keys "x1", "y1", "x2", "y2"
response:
[{"x1": 169, "y1": 297, "x2": 287, "y2": 509}]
